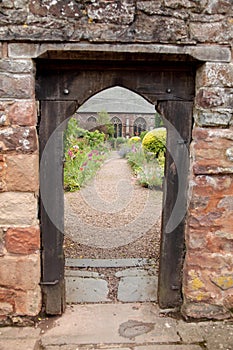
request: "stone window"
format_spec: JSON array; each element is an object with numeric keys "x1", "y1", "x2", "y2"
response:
[
  {"x1": 133, "y1": 117, "x2": 146, "y2": 135},
  {"x1": 111, "y1": 117, "x2": 122, "y2": 138}
]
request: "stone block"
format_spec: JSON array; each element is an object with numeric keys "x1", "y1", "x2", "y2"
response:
[
  {"x1": 0, "y1": 302, "x2": 14, "y2": 315},
  {"x1": 0, "y1": 192, "x2": 38, "y2": 226},
  {"x1": 4, "y1": 154, "x2": 39, "y2": 192},
  {"x1": 0, "y1": 126, "x2": 38, "y2": 153},
  {"x1": 190, "y1": 21, "x2": 228, "y2": 43},
  {"x1": 194, "y1": 108, "x2": 232, "y2": 127},
  {"x1": 0, "y1": 73, "x2": 34, "y2": 99},
  {"x1": 196, "y1": 87, "x2": 227, "y2": 108},
  {"x1": 9, "y1": 100, "x2": 37, "y2": 126},
  {"x1": 0, "y1": 59, "x2": 34, "y2": 74},
  {"x1": 14, "y1": 287, "x2": 41, "y2": 316},
  {"x1": 196, "y1": 62, "x2": 233, "y2": 88},
  {"x1": 191, "y1": 128, "x2": 233, "y2": 174},
  {"x1": 5, "y1": 226, "x2": 40, "y2": 255},
  {"x1": 0, "y1": 100, "x2": 37, "y2": 127},
  {"x1": 0, "y1": 254, "x2": 40, "y2": 290},
  {"x1": 29, "y1": 0, "x2": 83, "y2": 19},
  {"x1": 131, "y1": 14, "x2": 188, "y2": 42},
  {"x1": 87, "y1": 0, "x2": 135, "y2": 25},
  {"x1": 8, "y1": 43, "x2": 40, "y2": 58},
  {"x1": 117, "y1": 276, "x2": 158, "y2": 302},
  {"x1": 181, "y1": 301, "x2": 231, "y2": 320},
  {"x1": 65, "y1": 276, "x2": 110, "y2": 303}
]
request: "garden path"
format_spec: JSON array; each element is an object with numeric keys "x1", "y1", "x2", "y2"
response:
[{"x1": 64, "y1": 151, "x2": 163, "y2": 303}]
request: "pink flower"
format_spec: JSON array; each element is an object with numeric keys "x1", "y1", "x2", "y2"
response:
[
  {"x1": 68, "y1": 149, "x2": 73, "y2": 158},
  {"x1": 80, "y1": 167, "x2": 84, "y2": 171}
]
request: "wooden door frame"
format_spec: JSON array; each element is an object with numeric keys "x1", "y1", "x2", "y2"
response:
[{"x1": 36, "y1": 55, "x2": 196, "y2": 314}]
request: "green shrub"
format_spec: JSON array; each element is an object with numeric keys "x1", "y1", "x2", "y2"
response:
[
  {"x1": 142, "y1": 127, "x2": 166, "y2": 157},
  {"x1": 128, "y1": 136, "x2": 141, "y2": 144},
  {"x1": 139, "y1": 130, "x2": 148, "y2": 141}
]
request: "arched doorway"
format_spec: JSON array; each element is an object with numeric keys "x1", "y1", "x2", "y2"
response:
[{"x1": 36, "y1": 55, "x2": 195, "y2": 314}]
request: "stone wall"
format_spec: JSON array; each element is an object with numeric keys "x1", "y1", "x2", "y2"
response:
[{"x1": 0, "y1": 0, "x2": 233, "y2": 320}]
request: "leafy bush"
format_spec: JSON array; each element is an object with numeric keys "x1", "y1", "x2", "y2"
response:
[
  {"x1": 63, "y1": 117, "x2": 108, "y2": 192},
  {"x1": 126, "y1": 144, "x2": 164, "y2": 189},
  {"x1": 142, "y1": 127, "x2": 166, "y2": 157},
  {"x1": 108, "y1": 137, "x2": 126, "y2": 149},
  {"x1": 140, "y1": 130, "x2": 148, "y2": 141},
  {"x1": 128, "y1": 136, "x2": 141, "y2": 144}
]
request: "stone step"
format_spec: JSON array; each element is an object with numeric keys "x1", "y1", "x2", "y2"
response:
[
  {"x1": 65, "y1": 258, "x2": 155, "y2": 268},
  {"x1": 65, "y1": 266, "x2": 158, "y2": 304}
]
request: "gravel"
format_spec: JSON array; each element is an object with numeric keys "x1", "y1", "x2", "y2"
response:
[{"x1": 64, "y1": 152, "x2": 163, "y2": 271}]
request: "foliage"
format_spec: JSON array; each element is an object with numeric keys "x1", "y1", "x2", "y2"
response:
[
  {"x1": 63, "y1": 117, "x2": 108, "y2": 192},
  {"x1": 109, "y1": 137, "x2": 126, "y2": 149},
  {"x1": 128, "y1": 136, "x2": 141, "y2": 144},
  {"x1": 96, "y1": 110, "x2": 114, "y2": 138},
  {"x1": 142, "y1": 127, "x2": 166, "y2": 157},
  {"x1": 154, "y1": 112, "x2": 164, "y2": 128},
  {"x1": 139, "y1": 130, "x2": 148, "y2": 141},
  {"x1": 118, "y1": 143, "x2": 132, "y2": 158},
  {"x1": 126, "y1": 143, "x2": 164, "y2": 189}
]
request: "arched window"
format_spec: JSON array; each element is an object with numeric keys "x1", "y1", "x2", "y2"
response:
[
  {"x1": 133, "y1": 117, "x2": 146, "y2": 135},
  {"x1": 87, "y1": 116, "x2": 97, "y2": 123},
  {"x1": 111, "y1": 117, "x2": 122, "y2": 138}
]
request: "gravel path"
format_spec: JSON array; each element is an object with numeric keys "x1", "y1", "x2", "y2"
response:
[{"x1": 64, "y1": 151, "x2": 163, "y2": 267}]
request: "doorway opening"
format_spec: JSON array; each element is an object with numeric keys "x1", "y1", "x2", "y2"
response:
[
  {"x1": 36, "y1": 56, "x2": 195, "y2": 314},
  {"x1": 63, "y1": 86, "x2": 165, "y2": 303}
]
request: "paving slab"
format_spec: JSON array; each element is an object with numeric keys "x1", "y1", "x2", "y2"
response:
[
  {"x1": 135, "y1": 346, "x2": 203, "y2": 350},
  {"x1": 40, "y1": 303, "x2": 180, "y2": 347},
  {"x1": 115, "y1": 268, "x2": 155, "y2": 277},
  {"x1": 65, "y1": 269, "x2": 102, "y2": 278},
  {"x1": 199, "y1": 321, "x2": 233, "y2": 350},
  {"x1": 0, "y1": 327, "x2": 41, "y2": 350},
  {"x1": 176, "y1": 321, "x2": 204, "y2": 343},
  {"x1": 65, "y1": 276, "x2": 110, "y2": 303},
  {"x1": 117, "y1": 276, "x2": 158, "y2": 302},
  {"x1": 65, "y1": 258, "x2": 153, "y2": 268}
]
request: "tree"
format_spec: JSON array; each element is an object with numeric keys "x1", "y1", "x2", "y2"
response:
[{"x1": 95, "y1": 110, "x2": 114, "y2": 138}]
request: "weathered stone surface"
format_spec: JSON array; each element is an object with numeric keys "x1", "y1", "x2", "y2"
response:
[
  {"x1": 14, "y1": 286, "x2": 41, "y2": 316},
  {"x1": 0, "y1": 59, "x2": 34, "y2": 74},
  {"x1": 117, "y1": 276, "x2": 158, "y2": 302},
  {"x1": 211, "y1": 274, "x2": 233, "y2": 290},
  {"x1": 87, "y1": 0, "x2": 135, "y2": 25},
  {"x1": 204, "y1": 0, "x2": 233, "y2": 14},
  {"x1": 0, "y1": 126, "x2": 38, "y2": 153},
  {"x1": 190, "y1": 21, "x2": 228, "y2": 43},
  {"x1": 0, "y1": 8, "x2": 27, "y2": 25},
  {"x1": 8, "y1": 43, "x2": 40, "y2": 58},
  {"x1": 196, "y1": 62, "x2": 233, "y2": 88},
  {"x1": 0, "y1": 100, "x2": 37, "y2": 126},
  {"x1": 0, "y1": 254, "x2": 40, "y2": 290},
  {"x1": 196, "y1": 87, "x2": 227, "y2": 108},
  {"x1": 129, "y1": 14, "x2": 188, "y2": 43},
  {"x1": 164, "y1": 0, "x2": 206, "y2": 10},
  {"x1": 191, "y1": 128, "x2": 233, "y2": 174},
  {"x1": 0, "y1": 192, "x2": 38, "y2": 226},
  {"x1": 0, "y1": 302, "x2": 13, "y2": 315},
  {"x1": 5, "y1": 226, "x2": 40, "y2": 255},
  {"x1": 3, "y1": 154, "x2": 39, "y2": 192},
  {"x1": 0, "y1": 73, "x2": 34, "y2": 99},
  {"x1": 65, "y1": 276, "x2": 110, "y2": 303},
  {"x1": 194, "y1": 108, "x2": 232, "y2": 127},
  {"x1": 181, "y1": 302, "x2": 231, "y2": 319},
  {"x1": 29, "y1": 0, "x2": 84, "y2": 20}
]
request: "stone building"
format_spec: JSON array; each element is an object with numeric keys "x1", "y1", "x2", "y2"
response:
[
  {"x1": 0, "y1": 0, "x2": 233, "y2": 321},
  {"x1": 75, "y1": 86, "x2": 156, "y2": 137}
]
